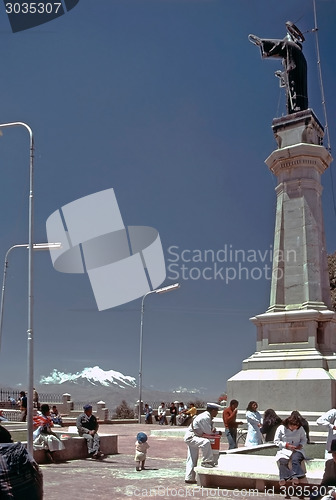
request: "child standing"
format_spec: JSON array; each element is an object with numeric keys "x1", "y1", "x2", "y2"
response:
[{"x1": 135, "y1": 432, "x2": 149, "y2": 471}]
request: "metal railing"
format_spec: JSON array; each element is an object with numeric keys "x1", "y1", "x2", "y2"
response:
[
  {"x1": 0, "y1": 410, "x2": 21, "y2": 421},
  {"x1": 0, "y1": 389, "x2": 21, "y2": 400},
  {"x1": 72, "y1": 401, "x2": 91, "y2": 411},
  {"x1": 38, "y1": 393, "x2": 62, "y2": 403}
]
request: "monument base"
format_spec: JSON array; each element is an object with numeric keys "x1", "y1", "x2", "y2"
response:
[
  {"x1": 227, "y1": 366, "x2": 336, "y2": 412},
  {"x1": 226, "y1": 309, "x2": 336, "y2": 412}
]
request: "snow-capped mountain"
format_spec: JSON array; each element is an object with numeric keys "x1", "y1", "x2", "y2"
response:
[
  {"x1": 38, "y1": 366, "x2": 215, "y2": 411},
  {"x1": 40, "y1": 366, "x2": 136, "y2": 389}
]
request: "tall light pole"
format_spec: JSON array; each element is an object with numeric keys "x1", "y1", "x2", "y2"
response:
[
  {"x1": 0, "y1": 122, "x2": 34, "y2": 453},
  {"x1": 138, "y1": 283, "x2": 180, "y2": 423},
  {"x1": 0, "y1": 242, "x2": 62, "y2": 354}
]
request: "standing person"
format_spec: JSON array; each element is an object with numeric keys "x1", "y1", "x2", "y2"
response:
[
  {"x1": 223, "y1": 399, "x2": 243, "y2": 449},
  {"x1": 260, "y1": 409, "x2": 282, "y2": 442},
  {"x1": 134, "y1": 432, "x2": 149, "y2": 471},
  {"x1": 17, "y1": 391, "x2": 27, "y2": 422},
  {"x1": 169, "y1": 402, "x2": 177, "y2": 426},
  {"x1": 157, "y1": 402, "x2": 167, "y2": 425},
  {"x1": 184, "y1": 403, "x2": 222, "y2": 484},
  {"x1": 33, "y1": 404, "x2": 65, "y2": 462},
  {"x1": 144, "y1": 404, "x2": 153, "y2": 424},
  {"x1": 245, "y1": 401, "x2": 263, "y2": 447},
  {"x1": 33, "y1": 388, "x2": 40, "y2": 410},
  {"x1": 274, "y1": 414, "x2": 307, "y2": 487},
  {"x1": 76, "y1": 404, "x2": 104, "y2": 459},
  {"x1": 311, "y1": 439, "x2": 336, "y2": 499},
  {"x1": 316, "y1": 408, "x2": 336, "y2": 458}
]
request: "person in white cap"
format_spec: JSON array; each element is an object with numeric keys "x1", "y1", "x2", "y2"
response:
[{"x1": 183, "y1": 402, "x2": 222, "y2": 484}]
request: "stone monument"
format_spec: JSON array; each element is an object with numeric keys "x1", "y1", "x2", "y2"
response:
[{"x1": 227, "y1": 23, "x2": 336, "y2": 412}]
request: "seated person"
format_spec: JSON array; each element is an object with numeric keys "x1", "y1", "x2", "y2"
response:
[
  {"x1": 177, "y1": 402, "x2": 188, "y2": 425},
  {"x1": 274, "y1": 414, "x2": 307, "y2": 487},
  {"x1": 180, "y1": 403, "x2": 197, "y2": 426},
  {"x1": 169, "y1": 402, "x2": 178, "y2": 426},
  {"x1": 260, "y1": 408, "x2": 282, "y2": 442},
  {"x1": 50, "y1": 405, "x2": 63, "y2": 426},
  {"x1": 144, "y1": 404, "x2": 153, "y2": 424},
  {"x1": 7, "y1": 397, "x2": 16, "y2": 408},
  {"x1": 76, "y1": 404, "x2": 104, "y2": 459},
  {"x1": 33, "y1": 404, "x2": 65, "y2": 462},
  {"x1": 0, "y1": 410, "x2": 8, "y2": 422},
  {"x1": 157, "y1": 403, "x2": 168, "y2": 425},
  {"x1": 0, "y1": 425, "x2": 43, "y2": 499},
  {"x1": 291, "y1": 410, "x2": 311, "y2": 444}
]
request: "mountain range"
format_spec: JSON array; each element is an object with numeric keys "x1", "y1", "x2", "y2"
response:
[
  {"x1": 37, "y1": 366, "x2": 215, "y2": 411},
  {"x1": 40, "y1": 366, "x2": 137, "y2": 389}
]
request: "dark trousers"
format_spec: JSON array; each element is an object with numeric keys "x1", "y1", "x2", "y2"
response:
[{"x1": 278, "y1": 451, "x2": 305, "y2": 480}]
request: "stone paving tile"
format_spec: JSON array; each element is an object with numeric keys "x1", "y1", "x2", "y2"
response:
[{"x1": 40, "y1": 424, "x2": 286, "y2": 500}]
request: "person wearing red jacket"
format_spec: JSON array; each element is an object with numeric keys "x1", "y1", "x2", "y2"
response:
[{"x1": 223, "y1": 399, "x2": 243, "y2": 449}]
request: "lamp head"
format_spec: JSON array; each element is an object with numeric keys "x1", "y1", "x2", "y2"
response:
[{"x1": 155, "y1": 283, "x2": 180, "y2": 294}]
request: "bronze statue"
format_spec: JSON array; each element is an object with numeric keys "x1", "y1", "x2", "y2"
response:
[{"x1": 249, "y1": 22, "x2": 308, "y2": 114}]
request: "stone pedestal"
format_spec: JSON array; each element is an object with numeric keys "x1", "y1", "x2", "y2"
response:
[
  {"x1": 97, "y1": 400, "x2": 109, "y2": 421},
  {"x1": 227, "y1": 110, "x2": 336, "y2": 412},
  {"x1": 61, "y1": 393, "x2": 74, "y2": 413}
]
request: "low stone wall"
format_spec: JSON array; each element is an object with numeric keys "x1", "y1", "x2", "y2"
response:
[
  {"x1": 33, "y1": 433, "x2": 118, "y2": 464},
  {"x1": 195, "y1": 446, "x2": 325, "y2": 491},
  {"x1": 1, "y1": 393, "x2": 110, "y2": 422}
]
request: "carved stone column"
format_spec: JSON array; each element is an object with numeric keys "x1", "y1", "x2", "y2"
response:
[{"x1": 226, "y1": 110, "x2": 336, "y2": 412}]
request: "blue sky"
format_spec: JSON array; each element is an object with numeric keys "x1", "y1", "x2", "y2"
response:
[{"x1": 0, "y1": 0, "x2": 335, "y2": 398}]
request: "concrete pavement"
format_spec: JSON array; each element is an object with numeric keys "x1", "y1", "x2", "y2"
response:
[{"x1": 40, "y1": 423, "x2": 286, "y2": 500}]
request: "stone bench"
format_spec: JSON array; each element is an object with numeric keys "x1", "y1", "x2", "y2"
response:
[
  {"x1": 33, "y1": 432, "x2": 118, "y2": 464},
  {"x1": 195, "y1": 447, "x2": 325, "y2": 492}
]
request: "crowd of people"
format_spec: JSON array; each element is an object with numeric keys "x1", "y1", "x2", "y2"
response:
[
  {"x1": 3, "y1": 389, "x2": 39, "y2": 422},
  {"x1": 2, "y1": 393, "x2": 336, "y2": 497},
  {"x1": 0, "y1": 399, "x2": 107, "y2": 496},
  {"x1": 221, "y1": 399, "x2": 336, "y2": 496},
  {"x1": 144, "y1": 401, "x2": 198, "y2": 426},
  {"x1": 177, "y1": 397, "x2": 336, "y2": 497}
]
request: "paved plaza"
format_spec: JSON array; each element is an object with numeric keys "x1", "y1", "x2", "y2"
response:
[{"x1": 41, "y1": 423, "x2": 286, "y2": 500}]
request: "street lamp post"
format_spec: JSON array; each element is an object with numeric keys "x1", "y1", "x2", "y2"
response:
[
  {"x1": 0, "y1": 121, "x2": 34, "y2": 453},
  {"x1": 0, "y1": 242, "x2": 62, "y2": 354},
  {"x1": 138, "y1": 283, "x2": 180, "y2": 423}
]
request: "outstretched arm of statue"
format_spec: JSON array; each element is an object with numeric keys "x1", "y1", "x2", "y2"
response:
[{"x1": 248, "y1": 34, "x2": 261, "y2": 46}]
